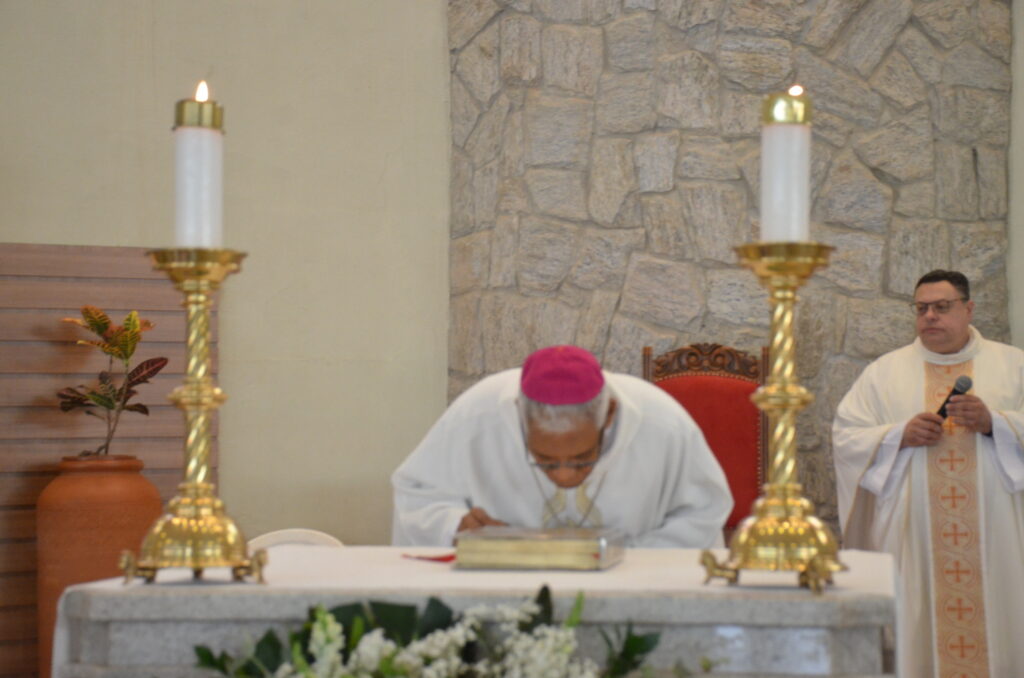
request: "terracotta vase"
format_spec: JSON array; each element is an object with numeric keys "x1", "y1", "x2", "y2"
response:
[{"x1": 36, "y1": 455, "x2": 163, "y2": 678}]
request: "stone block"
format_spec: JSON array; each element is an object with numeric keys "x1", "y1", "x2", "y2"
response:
[
  {"x1": 678, "y1": 135, "x2": 740, "y2": 180},
  {"x1": 721, "y1": 0, "x2": 810, "y2": 39},
  {"x1": 852, "y1": 107, "x2": 932, "y2": 183},
  {"x1": 720, "y1": 90, "x2": 763, "y2": 137},
  {"x1": 795, "y1": 282, "x2": 847, "y2": 381},
  {"x1": 516, "y1": 216, "x2": 580, "y2": 292},
  {"x1": 950, "y1": 221, "x2": 1008, "y2": 284},
  {"x1": 816, "y1": 149, "x2": 893, "y2": 232},
  {"x1": 497, "y1": 177, "x2": 530, "y2": 213},
  {"x1": 601, "y1": 313, "x2": 678, "y2": 376},
  {"x1": 620, "y1": 254, "x2": 704, "y2": 331},
  {"x1": 717, "y1": 34, "x2": 792, "y2": 92},
  {"x1": 465, "y1": 93, "x2": 511, "y2": 166},
  {"x1": 542, "y1": 24, "x2": 604, "y2": 96},
  {"x1": 817, "y1": 227, "x2": 885, "y2": 295},
  {"x1": 596, "y1": 71, "x2": 657, "y2": 133},
  {"x1": 677, "y1": 318, "x2": 768, "y2": 361},
  {"x1": 570, "y1": 228, "x2": 645, "y2": 290},
  {"x1": 978, "y1": 0, "x2": 1010, "y2": 63},
  {"x1": 589, "y1": 137, "x2": 637, "y2": 225},
  {"x1": 795, "y1": 48, "x2": 882, "y2": 127},
  {"x1": 894, "y1": 182, "x2": 935, "y2": 218},
  {"x1": 449, "y1": 292, "x2": 484, "y2": 374},
  {"x1": 451, "y1": 76, "x2": 481, "y2": 148},
  {"x1": 830, "y1": 0, "x2": 911, "y2": 77},
  {"x1": 931, "y1": 86, "x2": 1009, "y2": 146},
  {"x1": 656, "y1": 51, "x2": 719, "y2": 131},
  {"x1": 896, "y1": 25, "x2": 943, "y2": 84},
  {"x1": 844, "y1": 296, "x2": 917, "y2": 360},
  {"x1": 451, "y1": 231, "x2": 492, "y2": 295},
  {"x1": 624, "y1": 0, "x2": 656, "y2": 9},
  {"x1": 585, "y1": 0, "x2": 620, "y2": 24},
  {"x1": 886, "y1": 217, "x2": 950, "y2": 298},
  {"x1": 449, "y1": 0, "x2": 502, "y2": 50},
  {"x1": 679, "y1": 182, "x2": 749, "y2": 263},
  {"x1": 816, "y1": 353, "x2": 872, "y2": 439},
  {"x1": 657, "y1": 0, "x2": 721, "y2": 31},
  {"x1": 501, "y1": 109, "x2": 525, "y2": 178},
  {"x1": 524, "y1": 91, "x2": 594, "y2": 167},
  {"x1": 451, "y1": 149, "x2": 475, "y2": 237},
  {"x1": 869, "y1": 50, "x2": 927, "y2": 110},
  {"x1": 473, "y1": 159, "x2": 500, "y2": 228},
  {"x1": 480, "y1": 293, "x2": 580, "y2": 372},
  {"x1": 575, "y1": 289, "x2": 620, "y2": 357},
  {"x1": 641, "y1": 192, "x2": 691, "y2": 260},
  {"x1": 977, "y1": 147, "x2": 1007, "y2": 219},
  {"x1": 942, "y1": 43, "x2": 1011, "y2": 91},
  {"x1": 489, "y1": 214, "x2": 519, "y2": 287},
  {"x1": 802, "y1": 0, "x2": 865, "y2": 49},
  {"x1": 811, "y1": 109, "x2": 855, "y2": 148},
  {"x1": 524, "y1": 168, "x2": 589, "y2": 220},
  {"x1": 606, "y1": 12, "x2": 655, "y2": 72},
  {"x1": 935, "y1": 142, "x2": 979, "y2": 220},
  {"x1": 456, "y1": 23, "x2": 500, "y2": 105},
  {"x1": 970, "y1": 274, "x2": 1010, "y2": 342},
  {"x1": 634, "y1": 131, "x2": 679, "y2": 192},
  {"x1": 913, "y1": 0, "x2": 972, "y2": 49},
  {"x1": 500, "y1": 14, "x2": 542, "y2": 83},
  {"x1": 534, "y1": 0, "x2": 585, "y2": 22},
  {"x1": 707, "y1": 269, "x2": 769, "y2": 327}
]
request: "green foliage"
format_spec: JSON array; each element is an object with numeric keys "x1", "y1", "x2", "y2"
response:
[
  {"x1": 57, "y1": 306, "x2": 168, "y2": 456},
  {"x1": 599, "y1": 623, "x2": 660, "y2": 678},
  {"x1": 519, "y1": 584, "x2": 554, "y2": 633}
]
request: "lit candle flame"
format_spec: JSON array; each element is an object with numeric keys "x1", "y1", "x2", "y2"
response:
[
  {"x1": 788, "y1": 84, "x2": 804, "y2": 97},
  {"x1": 195, "y1": 81, "x2": 209, "y2": 102}
]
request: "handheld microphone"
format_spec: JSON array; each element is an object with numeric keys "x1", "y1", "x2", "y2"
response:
[{"x1": 937, "y1": 375, "x2": 973, "y2": 418}]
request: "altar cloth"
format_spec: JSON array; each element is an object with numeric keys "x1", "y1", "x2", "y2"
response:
[{"x1": 53, "y1": 546, "x2": 895, "y2": 677}]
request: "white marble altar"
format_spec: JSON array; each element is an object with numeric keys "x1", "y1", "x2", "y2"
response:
[{"x1": 54, "y1": 546, "x2": 895, "y2": 677}]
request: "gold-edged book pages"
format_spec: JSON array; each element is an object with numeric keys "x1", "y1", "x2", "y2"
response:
[{"x1": 455, "y1": 527, "x2": 625, "y2": 570}]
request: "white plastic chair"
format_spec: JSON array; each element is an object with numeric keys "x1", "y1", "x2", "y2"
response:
[{"x1": 248, "y1": 528, "x2": 344, "y2": 551}]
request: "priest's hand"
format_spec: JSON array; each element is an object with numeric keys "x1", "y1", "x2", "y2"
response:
[
  {"x1": 457, "y1": 507, "x2": 507, "y2": 532},
  {"x1": 946, "y1": 394, "x2": 993, "y2": 435},
  {"x1": 901, "y1": 412, "x2": 944, "y2": 448}
]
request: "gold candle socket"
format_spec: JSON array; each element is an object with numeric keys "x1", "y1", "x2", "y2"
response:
[
  {"x1": 120, "y1": 248, "x2": 264, "y2": 583},
  {"x1": 701, "y1": 242, "x2": 846, "y2": 593}
]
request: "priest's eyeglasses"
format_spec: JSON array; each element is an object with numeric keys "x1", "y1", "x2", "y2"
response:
[
  {"x1": 527, "y1": 432, "x2": 604, "y2": 472},
  {"x1": 911, "y1": 298, "x2": 966, "y2": 316}
]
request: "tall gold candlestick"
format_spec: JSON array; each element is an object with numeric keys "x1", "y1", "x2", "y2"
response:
[
  {"x1": 701, "y1": 242, "x2": 845, "y2": 593},
  {"x1": 120, "y1": 248, "x2": 264, "y2": 583}
]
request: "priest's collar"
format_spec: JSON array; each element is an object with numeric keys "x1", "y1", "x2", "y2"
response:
[{"x1": 913, "y1": 325, "x2": 982, "y2": 365}]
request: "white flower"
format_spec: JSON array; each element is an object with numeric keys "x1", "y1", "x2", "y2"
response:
[{"x1": 345, "y1": 628, "x2": 397, "y2": 673}]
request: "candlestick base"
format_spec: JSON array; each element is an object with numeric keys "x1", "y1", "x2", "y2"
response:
[{"x1": 701, "y1": 242, "x2": 845, "y2": 594}]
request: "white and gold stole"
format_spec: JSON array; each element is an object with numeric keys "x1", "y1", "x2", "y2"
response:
[{"x1": 925, "y1": 361, "x2": 989, "y2": 677}]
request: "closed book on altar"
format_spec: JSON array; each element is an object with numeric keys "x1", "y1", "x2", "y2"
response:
[{"x1": 455, "y1": 526, "x2": 625, "y2": 570}]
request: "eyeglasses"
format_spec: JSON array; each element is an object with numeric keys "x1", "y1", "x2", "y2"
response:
[
  {"x1": 911, "y1": 298, "x2": 966, "y2": 316},
  {"x1": 527, "y1": 432, "x2": 603, "y2": 472}
]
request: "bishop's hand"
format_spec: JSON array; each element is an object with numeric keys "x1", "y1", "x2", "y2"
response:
[{"x1": 457, "y1": 506, "x2": 507, "y2": 532}]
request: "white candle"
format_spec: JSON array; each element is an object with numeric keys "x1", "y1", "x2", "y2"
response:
[
  {"x1": 759, "y1": 85, "x2": 811, "y2": 242},
  {"x1": 174, "y1": 81, "x2": 224, "y2": 248}
]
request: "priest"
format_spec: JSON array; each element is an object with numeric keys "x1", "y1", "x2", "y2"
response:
[
  {"x1": 392, "y1": 345, "x2": 732, "y2": 548},
  {"x1": 833, "y1": 270, "x2": 1024, "y2": 677}
]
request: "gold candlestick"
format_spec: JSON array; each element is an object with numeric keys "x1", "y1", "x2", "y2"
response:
[
  {"x1": 120, "y1": 248, "x2": 264, "y2": 583},
  {"x1": 701, "y1": 242, "x2": 846, "y2": 593}
]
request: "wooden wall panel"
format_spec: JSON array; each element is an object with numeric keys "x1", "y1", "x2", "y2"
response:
[{"x1": 0, "y1": 242, "x2": 218, "y2": 677}]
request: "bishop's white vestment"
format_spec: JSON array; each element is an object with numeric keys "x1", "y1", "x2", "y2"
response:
[
  {"x1": 392, "y1": 369, "x2": 733, "y2": 548},
  {"x1": 833, "y1": 327, "x2": 1024, "y2": 677}
]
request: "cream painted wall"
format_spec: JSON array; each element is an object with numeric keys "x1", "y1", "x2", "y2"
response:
[
  {"x1": 1011, "y1": 2, "x2": 1024, "y2": 346},
  {"x1": 0, "y1": 1, "x2": 450, "y2": 544}
]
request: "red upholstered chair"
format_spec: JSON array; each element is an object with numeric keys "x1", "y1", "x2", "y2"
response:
[{"x1": 642, "y1": 343, "x2": 768, "y2": 542}]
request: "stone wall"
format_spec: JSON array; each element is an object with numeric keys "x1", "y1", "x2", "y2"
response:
[{"x1": 447, "y1": 0, "x2": 1011, "y2": 531}]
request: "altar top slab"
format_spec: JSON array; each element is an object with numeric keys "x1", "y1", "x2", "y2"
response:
[{"x1": 61, "y1": 546, "x2": 894, "y2": 628}]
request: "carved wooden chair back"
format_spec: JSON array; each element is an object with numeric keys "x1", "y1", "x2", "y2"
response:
[{"x1": 642, "y1": 343, "x2": 768, "y2": 541}]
